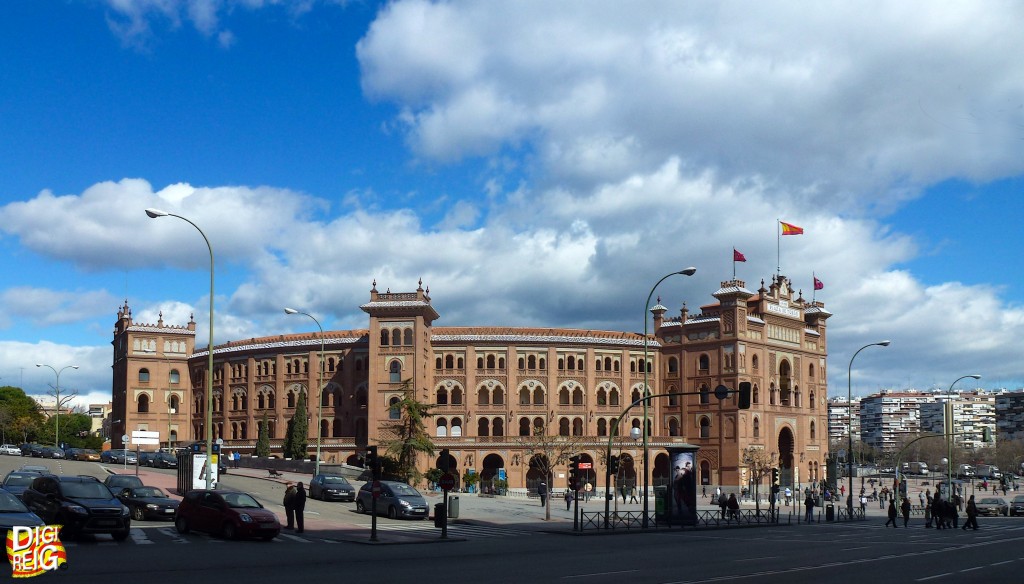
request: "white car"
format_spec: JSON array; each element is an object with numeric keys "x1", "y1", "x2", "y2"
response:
[{"x1": 0, "y1": 444, "x2": 22, "y2": 456}]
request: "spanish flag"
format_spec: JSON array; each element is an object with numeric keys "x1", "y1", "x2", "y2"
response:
[{"x1": 780, "y1": 221, "x2": 804, "y2": 235}]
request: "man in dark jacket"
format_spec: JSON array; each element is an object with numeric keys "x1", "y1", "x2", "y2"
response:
[
  {"x1": 901, "y1": 496, "x2": 911, "y2": 527},
  {"x1": 537, "y1": 482, "x2": 548, "y2": 507},
  {"x1": 885, "y1": 499, "x2": 898, "y2": 527},
  {"x1": 294, "y1": 482, "x2": 307, "y2": 533},
  {"x1": 963, "y1": 494, "x2": 979, "y2": 531}
]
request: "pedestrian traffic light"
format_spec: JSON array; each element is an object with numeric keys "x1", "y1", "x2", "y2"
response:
[
  {"x1": 771, "y1": 467, "x2": 780, "y2": 493},
  {"x1": 568, "y1": 455, "x2": 580, "y2": 488},
  {"x1": 738, "y1": 382, "x2": 751, "y2": 409},
  {"x1": 366, "y1": 446, "x2": 380, "y2": 479},
  {"x1": 608, "y1": 455, "x2": 619, "y2": 475}
]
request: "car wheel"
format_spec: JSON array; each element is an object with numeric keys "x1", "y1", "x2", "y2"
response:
[
  {"x1": 175, "y1": 516, "x2": 190, "y2": 534},
  {"x1": 387, "y1": 506, "x2": 398, "y2": 520},
  {"x1": 222, "y1": 522, "x2": 237, "y2": 540},
  {"x1": 356, "y1": 500, "x2": 366, "y2": 514},
  {"x1": 112, "y1": 528, "x2": 130, "y2": 542},
  {"x1": 131, "y1": 506, "x2": 145, "y2": 521}
]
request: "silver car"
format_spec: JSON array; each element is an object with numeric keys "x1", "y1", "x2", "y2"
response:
[{"x1": 355, "y1": 481, "x2": 429, "y2": 519}]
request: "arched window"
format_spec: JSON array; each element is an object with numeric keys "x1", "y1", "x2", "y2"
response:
[
  {"x1": 287, "y1": 391, "x2": 296, "y2": 408},
  {"x1": 139, "y1": 368, "x2": 150, "y2": 383},
  {"x1": 493, "y1": 386, "x2": 505, "y2": 405},
  {"x1": 403, "y1": 329, "x2": 413, "y2": 345},
  {"x1": 809, "y1": 390, "x2": 816, "y2": 410},
  {"x1": 699, "y1": 385, "x2": 710, "y2": 404},
  {"x1": 810, "y1": 420, "x2": 816, "y2": 440},
  {"x1": 668, "y1": 417, "x2": 680, "y2": 436},
  {"x1": 446, "y1": 355, "x2": 455, "y2": 369},
  {"x1": 476, "y1": 357, "x2": 484, "y2": 369},
  {"x1": 572, "y1": 418, "x2": 584, "y2": 436},
  {"x1": 436, "y1": 388, "x2": 448, "y2": 405},
  {"x1": 572, "y1": 389, "x2": 584, "y2": 405},
  {"x1": 609, "y1": 389, "x2": 620, "y2": 406},
  {"x1": 436, "y1": 357, "x2": 443, "y2": 369},
  {"x1": 389, "y1": 360, "x2": 401, "y2": 383},
  {"x1": 559, "y1": 388, "x2": 570, "y2": 405},
  {"x1": 559, "y1": 418, "x2": 570, "y2": 436},
  {"x1": 380, "y1": 329, "x2": 389, "y2": 346},
  {"x1": 519, "y1": 418, "x2": 531, "y2": 436},
  {"x1": 477, "y1": 387, "x2": 489, "y2": 405},
  {"x1": 493, "y1": 418, "x2": 504, "y2": 436},
  {"x1": 753, "y1": 417, "x2": 760, "y2": 438},
  {"x1": 519, "y1": 387, "x2": 530, "y2": 405},
  {"x1": 436, "y1": 418, "x2": 448, "y2": 437},
  {"x1": 487, "y1": 355, "x2": 496, "y2": 368},
  {"x1": 450, "y1": 418, "x2": 463, "y2": 437},
  {"x1": 169, "y1": 395, "x2": 179, "y2": 413},
  {"x1": 597, "y1": 388, "x2": 607, "y2": 406},
  {"x1": 597, "y1": 418, "x2": 608, "y2": 436},
  {"x1": 698, "y1": 355, "x2": 710, "y2": 371},
  {"x1": 451, "y1": 387, "x2": 463, "y2": 405},
  {"x1": 138, "y1": 394, "x2": 150, "y2": 413},
  {"x1": 533, "y1": 388, "x2": 544, "y2": 405},
  {"x1": 668, "y1": 357, "x2": 679, "y2": 373},
  {"x1": 699, "y1": 417, "x2": 711, "y2": 439},
  {"x1": 477, "y1": 418, "x2": 490, "y2": 437},
  {"x1": 752, "y1": 354, "x2": 759, "y2": 370},
  {"x1": 169, "y1": 369, "x2": 180, "y2": 384},
  {"x1": 528, "y1": 355, "x2": 536, "y2": 369}
]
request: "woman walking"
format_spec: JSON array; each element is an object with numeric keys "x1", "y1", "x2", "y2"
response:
[{"x1": 885, "y1": 499, "x2": 898, "y2": 527}]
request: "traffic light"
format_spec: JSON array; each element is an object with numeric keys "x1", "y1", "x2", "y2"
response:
[
  {"x1": 366, "y1": 446, "x2": 380, "y2": 479},
  {"x1": 568, "y1": 455, "x2": 580, "y2": 489},
  {"x1": 738, "y1": 382, "x2": 751, "y2": 409},
  {"x1": 771, "y1": 467, "x2": 780, "y2": 493},
  {"x1": 439, "y1": 448, "x2": 450, "y2": 472},
  {"x1": 608, "y1": 455, "x2": 619, "y2": 475}
]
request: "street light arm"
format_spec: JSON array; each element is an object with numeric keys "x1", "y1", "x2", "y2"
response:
[
  {"x1": 846, "y1": 340, "x2": 890, "y2": 517},
  {"x1": 284, "y1": 307, "x2": 326, "y2": 476}
]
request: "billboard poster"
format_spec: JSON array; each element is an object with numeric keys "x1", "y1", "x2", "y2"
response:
[{"x1": 669, "y1": 448, "x2": 698, "y2": 526}]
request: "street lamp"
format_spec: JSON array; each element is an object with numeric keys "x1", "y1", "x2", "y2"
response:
[
  {"x1": 36, "y1": 364, "x2": 79, "y2": 447},
  {"x1": 146, "y1": 208, "x2": 216, "y2": 490},
  {"x1": 846, "y1": 340, "x2": 889, "y2": 517},
  {"x1": 946, "y1": 374, "x2": 981, "y2": 500},
  {"x1": 642, "y1": 266, "x2": 696, "y2": 528},
  {"x1": 284, "y1": 307, "x2": 326, "y2": 476}
]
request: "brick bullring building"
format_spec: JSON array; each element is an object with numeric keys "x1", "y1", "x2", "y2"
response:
[{"x1": 111, "y1": 274, "x2": 830, "y2": 494}]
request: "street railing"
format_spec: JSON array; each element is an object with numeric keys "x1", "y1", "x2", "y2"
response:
[{"x1": 578, "y1": 508, "x2": 781, "y2": 532}]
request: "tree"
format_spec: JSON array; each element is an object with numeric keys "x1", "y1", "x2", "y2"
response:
[
  {"x1": 254, "y1": 412, "x2": 271, "y2": 458},
  {"x1": 0, "y1": 386, "x2": 44, "y2": 442},
  {"x1": 516, "y1": 426, "x2": 583, "y2": 521},
  {"x1": 379, "y1": 380, "x2": 435, "y2": 486},
  {"x1": 742, "y1": 446, "x2": 776, "y2": 515},
  {"x1": 284, "y1": 390, "x2": 309, "y2": 460}
]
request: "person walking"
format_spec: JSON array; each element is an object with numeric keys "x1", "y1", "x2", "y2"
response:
[
  {"x1": 963, "y1": 494, "x2": 979, "y2": 531},
  {"x1": 727, "y1": 493, "x2": 740, "y2": 521},
  {"x1": 293, "y1": 481, "x2": 307, "y2": 533},
  {"x1": 283, "y1": 482, "x2": 297, "y2": 530},
  {"x1": 718, "y1": 490, "x2": 728, "y2": 519},
  {"x1": 629, "y1": 486, "x2": 639, "y2": 504},
  {"x1": 233, "y1": 450, "x2": 240, "y2": 469},
  {"x1": 860, "y1": 494, "x2": 868, "y2": 515},
  {"x1": 804, "y1": 492, "x2": 815, "y2": 523},
  {"x1": 901, "y1": 496, "x2": 911, "y2": 527},
  {"x1": 564, "y1": 488, "x2": 573, "y2": 510},
  {"x1": 537, "y1": 482, "x2": 548, "y2": 507},
  {"x1": 885, "y1": 499, "x2": 898, "y2": 527},
  {"x1": 932, "y1": 492, "x2": 946, "y2": 530}
]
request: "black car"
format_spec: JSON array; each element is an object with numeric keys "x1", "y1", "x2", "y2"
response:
[
  {"x1": 149, "y1": 452, "x2": 178, "y2": 469},
  {"x1": 0, "y1": 488, "x2": 44, "y2": 533},
  {"x1": 21, "y1": 475, "x2": 131, "y2": 540},
  {"x1": 2, "y1": 470, "x2": 46, "y2": 498},
  {"x1": 309, "y1": 474, "x2": 356, "y2": 502},
  {"x1": 115, "y1": 486, "x2": 180, "y2": 521},
  {"x1": 104, "y1": 474, "x2": 145, "y2": 491},
  {"x1": 1010, "y1": 494, "x2": 1024, "y2": 516}
]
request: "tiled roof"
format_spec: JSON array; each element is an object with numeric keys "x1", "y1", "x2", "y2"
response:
[
  {"x1": 127, "y1": 325, "x2": 196, "y2": 335},
  {"x1": 714, "y1": 285, "x2": 754, "y2": 296},
  {"x1": 805, "y1": 306, "x2": 833, "y2": 316}
]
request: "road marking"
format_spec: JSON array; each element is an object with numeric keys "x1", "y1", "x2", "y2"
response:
[
  {"x1": 733, "y1": 557, "x2": 774, "y2": 563},
  {"x1": 916, "y1": 573, "x2": 953, "y2": 581},
  {"x1": 958, "y1": 566, "x2": 984, "y2": 573},
  {"x1": 277, "y1": 533, "x2": 308, "y2": 542},
  {"x1": 129, "y1": 528, "x2": 154, "y2": 545},
  {"x1": 155, "y1": 527, "x2": 189, "y2": 544},
  {"x1": 562, "y1": 570, "x2": 639, "y2": 579}
]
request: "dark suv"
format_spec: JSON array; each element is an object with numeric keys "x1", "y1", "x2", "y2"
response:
[{"x1": 21, "y1": 475, "x2": 131, "y2": 540}]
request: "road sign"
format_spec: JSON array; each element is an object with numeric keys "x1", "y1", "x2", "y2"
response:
[
  {"x1": 371, "y1": 480, "x2": 382, "y2": 499},
  {"x1": 439, "y1": 473, "x2": 456, "y2": 491},
  {"x1": 578, "y1": 462, "x2": 593, "y2": 470},
  {"x1": 131, "y1": 430, "x2": 160, "y2": 445},
  {"x1": 121, "y1": 434, "x2": 129, "y2": 444}
]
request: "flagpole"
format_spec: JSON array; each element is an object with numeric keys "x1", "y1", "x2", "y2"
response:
[
  {"x1": 776, "y1": 219, "x2": 781, "y2": 278},
  {"x1": 812, "y1": 271, "x2": 816, "y2": 303},
  {"x1": 733, "y1": 248, "x2": 737, "y2": 279}
]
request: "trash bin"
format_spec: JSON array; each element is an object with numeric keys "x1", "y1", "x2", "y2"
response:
[
  {"x1": 825, "y1": 503, "x2": 835, "y2": 522},
  {"x1": 448, "y1": 495, "x2": 459, "y2": 518},
  {"x1": 434, "y1": 503, "x2": 445, "y2": 527}
]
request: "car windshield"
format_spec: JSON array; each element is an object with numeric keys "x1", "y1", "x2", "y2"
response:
[
  {"x1": 63, "y1": 482, "x2": 114, "y2": 499},
  {"x1": 322, "y1": 477, "x2": 350, "y2": 485},
  {"x1": 0, "y1": 490, "x2": 30, "y2": 512},
  {"x1": 133, "y1": 487, "x2": 166, "y2": 498},
  {"x1": 390, "y1": 483, "x2": 420, "y2": 496},
  {"x1": 222, "y1": 493, "x2": 261, "y2": 509},
  {"x1": 980, "y1": 498, "x2": 1003, "y2": 504},
  {"x1": 4, "y1": 475, "x2": 35, "y2": 487}
]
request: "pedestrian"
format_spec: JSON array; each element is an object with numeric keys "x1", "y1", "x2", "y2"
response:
[
  {"x1": 564, "y1": 488, "x2": 573, "y2": 510},
  {"x1": 283, "y1": 482, "x2": 297, "y2": 529},
  {"x1": 727, "y1": 493, "x2": 740, "y2": 521},
  {"x1": 294, "y1": 481, "x2": 307, "y2": 533},
  {"x1": 629, "y1": 486, "x2": 639, "y2": 504},
  {"x1": 947, "y1": 494, "x2": 959, "y2": 529},
  {"x1": 620, "y1": 483, "x2": 628, "y2": 504},
  {"x1": 718, "y1": 491, "x2": 728, "y2": 519},
  {"x1": 860, "y1": 494, "x2": 867, "y2": 515},
  {"x1": 840, "y1": 485, "x2": 845, "y2": 498},
  {"x1": 919, "y1": 491, "x2": 924, "y2": 507},
  {"x1": 233, "y1": 450, "x2": 240, "y2": 469},
  {"x1": 901, "y1": 496, "x2": 911, "y2": 527},
  {"x1": 804, "y1": 492, "x2": 815, "y2": 523},
  {"x1": 885, "y1": 499, "x2": 898, "y2": 528},
  {"x1": 538, "y1": 481, "x2": 548, "y2": 507},
  {"x1": 963, "y1": 494, "x2": 979, "y2": 531},
  {"x1": 924, "y1": 491, "x2": 933, "y2": 528},
  {"x1": 932, "y1": 492, "x2": 946, "y2": 530},
  {"x1": 702, "y1": 485, "x2": 707, "y2": 499}
]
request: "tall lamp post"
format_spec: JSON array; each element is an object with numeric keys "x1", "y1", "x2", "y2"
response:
[
  {"x1": 846, "y1": 340, "x2": 890, "y2": 517},
  {"x1": 146, "y1": 208, "x2": 216, "y2": 490},
  {"x1": 36, "y1": 363, "x2": 79, "y2": 448},
  {"x1": 642, "y1": 266, "x2": 696, "y2": 528},
  {"x1": 284, "y1": 307, "x2": 326, "y2": 476},
  {"x1": 946, "y1": 374, "x2": 981, "y2": 500}
]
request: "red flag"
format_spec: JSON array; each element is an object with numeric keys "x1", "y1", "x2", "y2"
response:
[
  {"x1": 814, "y1": 277, "x2": 824, "y2": 290},
  {"x1": 780, "y1": 221, "x2": 804, "y2": 235},
  {"x1": 733, "y1": 248, "x2": 746, "y2": 262}
]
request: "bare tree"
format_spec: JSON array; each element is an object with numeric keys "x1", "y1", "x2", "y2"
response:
[
  {"x1": 515, "y1": 427, "x2": 583, "y2": 521},
  {"x1": 742, "y1": 446, "x2": 777, "y2": 515}
]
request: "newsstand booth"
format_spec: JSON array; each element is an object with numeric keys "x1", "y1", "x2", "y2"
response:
[
  {"x1": 656, "y1": 445, "x2": 699, "y2": 527},
  {"x1": 177, "y1": 442, "x2": 221, "y2": 493}
]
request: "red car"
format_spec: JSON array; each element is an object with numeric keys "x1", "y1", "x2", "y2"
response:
[{"x1": 174, "y1": 490, "x2": 280, "y2": 541}]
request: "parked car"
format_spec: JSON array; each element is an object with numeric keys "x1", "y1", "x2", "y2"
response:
[
  {"x1": 355, "y1": 480, "x2": 429, "y2": 519},
  {"x1": 27, "y1": 444, "x2": 47, "y2": 458},
  {"x1": 174, "y1": 489, "x2": 280, "y2": 541},
  {"x1": 149, "y1": 452, "x2": 178, "y2": 469},
  {"x1": 975, "y1": 497, "x2": 1009, "y2": 517},
  {"x1": 1010, "y1": 494, "x2": 1024, "y2": 517},
  {"x1": 100, "y1": 450, "x2": 116, "y2": 463},
  {"x1": 21, "y1": 475, "x2": 131, "y2": 540},
  {"x1": 0, "y1": 487, "x2": 45, "y2": 533},
  {"x1": 138, "y1": 452, "x2": 155, "y2": 467},
  {"x1": 75, "y1": 449, "x2": 102, "y2": 462},
  {"x1": 104, "y1": 474, "x2": 145, "y2": 492},
  {"x1": 106, "y1": 449, "x2": 138, "y2": 465},
  {"x1": 18, "y1": 464, "x2": 52, "y2": 474},
  {"x1": 41, "y1": 447, "x2": 65, "y2": 459},
  {"x1": 1, "y1": 443, "x2": 24, "y2": 456},
  {"x1": 2, "y1": 470, "x2": 47, "y2": 498},
  {"x1": 309, "y1": 474, "x2": 356, "y2": 502},
  {"x1": 115, "y1": 486, "x2": 180, "y2": 521}
]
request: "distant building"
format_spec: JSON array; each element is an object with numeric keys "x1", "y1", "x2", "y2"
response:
[
  {"x1": 827, "y1": 396, "x2": 860, "y2": 444},
  {"x1": 996, "y1": 391, "x2": 1024, "y2": 442},
  {"x1": 858, "y1": 390, "x2": 933, "y2": 452},
  {"x1": 920, "y1": 391, "x2": 995, "y2": 449}
]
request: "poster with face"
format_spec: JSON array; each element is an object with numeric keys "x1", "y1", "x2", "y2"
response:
[{"x1": 670, "y1": 450, "x2": 697, "y2": 525}]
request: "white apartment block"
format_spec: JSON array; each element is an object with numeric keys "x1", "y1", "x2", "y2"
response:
[
  {"x1": 828, "y1": 397, "x2": 860, "y2": 443},
  {"x1": 920, "y1": 391, "x2": 996, "y2": 449},
  {"x1": 858, "y1": 390, "x2": 934, "y2": 452}
]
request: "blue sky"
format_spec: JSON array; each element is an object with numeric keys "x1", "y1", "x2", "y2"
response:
[{"x1": 1, "y1": 0, "x2": 1023, "y2": 409}]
